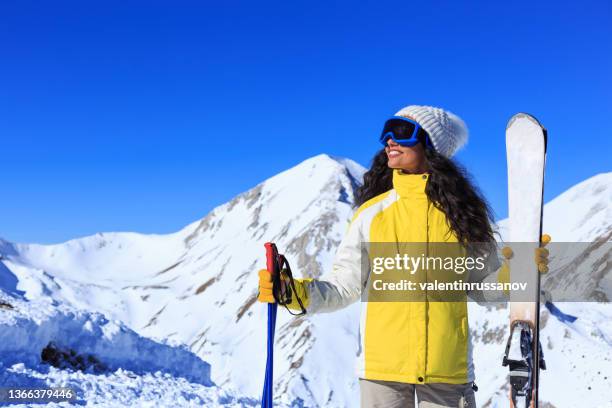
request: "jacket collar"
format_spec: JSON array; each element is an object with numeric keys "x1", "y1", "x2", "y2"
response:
[{"x1": 392, "y1": 169, "x2": 429, "y2": 198}]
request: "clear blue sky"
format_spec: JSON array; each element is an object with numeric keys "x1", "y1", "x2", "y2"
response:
[{"x1": 1, "y1": 1, "x2": 610, "y2": 244}]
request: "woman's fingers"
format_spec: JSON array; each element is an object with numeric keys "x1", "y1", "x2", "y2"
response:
[
  {"x1": 537, "y1": 263, "x2": 549, "y2": 274},
  {"x1": 259, "y1": 269, "x2": 273, "y2": 288},
  {"x1": 258, "y1": 269, "x2": 275, "y2": 303},
  {"x1": 536, "y1": 234, "x2": 551, "y2": 274},
  {"x1": 535, "y1": 247, "x2": 549, "y2": 262},
  {"x1": 501, "y1": 246, "x2": 513, "y2": 260}
]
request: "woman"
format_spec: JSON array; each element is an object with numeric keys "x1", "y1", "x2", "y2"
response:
[{"x1": 257, "y1": 105, "x2": 549, "y2": 408}]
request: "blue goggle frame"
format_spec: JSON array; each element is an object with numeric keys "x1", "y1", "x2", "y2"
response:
[{"x1": 379, "y1": 116, "x2": 433, "y2": 149}]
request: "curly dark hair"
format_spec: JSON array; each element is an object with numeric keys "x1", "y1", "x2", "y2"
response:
[{"x1": 355, "y1": 147, "x2": 496, "y2": 248}]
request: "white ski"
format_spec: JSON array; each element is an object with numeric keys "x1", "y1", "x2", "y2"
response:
[{"x1": 502, "y1": 113, "x2": 547, "y2": 408}]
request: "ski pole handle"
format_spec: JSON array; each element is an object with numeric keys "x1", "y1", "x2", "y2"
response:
[{"x1": 265, "y1": 242, "x2": 279, "y2": 277}]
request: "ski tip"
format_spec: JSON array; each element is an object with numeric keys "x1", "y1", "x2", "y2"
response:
[{"x1": 506, "y1": 112, "x2": 544, "y2": 130}]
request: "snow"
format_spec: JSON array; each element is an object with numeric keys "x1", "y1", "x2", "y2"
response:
[
  {"x1": 542, "y1": 172, "x2": 612, "y2": 242},
  {"x1": 0, "y1": 296, "x2": 211, "y2": 384},
  {"x1": 0, "y1": 288, "x2": 259, "y2": 407},
  {"x1": 0, "y1": 364, "x2": 255, "y2": 408},
  {"x1": 467, "y1": 301, "x2": 612, "y2": 407},
  {"x1": 0, "y1": 156, "x2": 610, "y2": 407}
]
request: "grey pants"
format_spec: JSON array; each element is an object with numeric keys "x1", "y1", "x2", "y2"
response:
[{"x1": 359, "y1": 379, "x2": 476, "y2": 408}]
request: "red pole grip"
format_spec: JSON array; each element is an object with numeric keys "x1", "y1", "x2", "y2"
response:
[{"x1": 264, "y1": 242, "x2": 278, "y2": 277}]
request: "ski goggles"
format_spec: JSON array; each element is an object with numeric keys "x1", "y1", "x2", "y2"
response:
[{"x1": 379, "y1": 116, "x2": 433, "y2": 149}]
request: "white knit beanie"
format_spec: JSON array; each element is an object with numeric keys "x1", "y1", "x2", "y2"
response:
[{"x1": 394, "y1": 105, "x2": 468, "y2": 158}]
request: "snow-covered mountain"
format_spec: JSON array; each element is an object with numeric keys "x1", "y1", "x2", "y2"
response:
[
  {"x1": 0, "y1": 154, "x2": 364, "y2": 406},
  {"x1": 496, "y1": 171, "x2": 612, "y2": 243},
  {"x1": 0, "y1": 155, "x2": 610, "y2": 407}
]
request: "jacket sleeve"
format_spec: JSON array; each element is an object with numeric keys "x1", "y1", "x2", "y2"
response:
[
  {"x1": 286, "y1": 215, "x2": 365, "y2": 314},
  {"x1": 466, "y1": 242, "x2": 506, "y2": 304}
]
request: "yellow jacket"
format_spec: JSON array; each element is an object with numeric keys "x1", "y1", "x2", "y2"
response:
[{"x1": 289, "y1": 169, "x2": 502, "y2": 384}]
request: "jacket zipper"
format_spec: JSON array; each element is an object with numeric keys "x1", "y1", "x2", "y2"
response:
[{"x1": 423, "y1": 200, "x2": 431, "y2": 383}]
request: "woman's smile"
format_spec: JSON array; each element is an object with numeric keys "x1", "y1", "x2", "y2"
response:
[
  {"x1": 385, "y1": 140, "x2": 428, "y2": 173},
  {"x1": 386, "y1": 148, "x2": 403, "y2": 158}
]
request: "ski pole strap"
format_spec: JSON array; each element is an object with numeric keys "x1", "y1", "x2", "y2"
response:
[
  {"x1": 273, "y1": 255, "x2": 307, "y2": 316},
  {"x1": 545, "y1": 301, "x2": 578, "y2": 323}
]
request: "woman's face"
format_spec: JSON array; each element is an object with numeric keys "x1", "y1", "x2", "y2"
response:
[{"x1": 385, "y1": 138, "x2": 427, "y2": 173}]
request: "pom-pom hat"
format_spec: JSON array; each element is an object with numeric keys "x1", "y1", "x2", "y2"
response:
[{"x1": 394, "y1": 105, "x2": 468, "y2": 158}]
